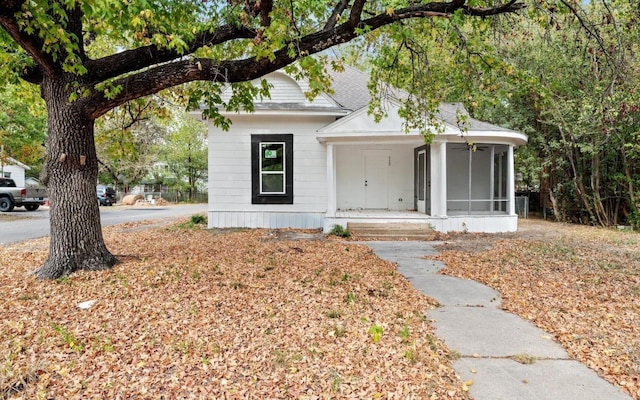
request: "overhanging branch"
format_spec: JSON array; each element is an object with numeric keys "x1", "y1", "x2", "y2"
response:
[
  {"x1": 85, "y1": 0, "x2": 525, "y2": 119},
  {"x1": 88, "y1": 24, "x2": 256, "y2": 83}
]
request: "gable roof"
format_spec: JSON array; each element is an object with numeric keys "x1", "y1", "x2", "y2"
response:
[
  {"x1": 203, "y1": 64, "x2": 525, "y2": 144},
  {"x1": 1, "y1": 156, "x2": 30, "y2": 170},
  {"x1": 324, "y1": 65, "x2": 373, "y2": 111},
  {"x1": 324, "y1": 65, "x2": 515, "y2": 133},
  {"x1": 212, "y1": 71, "x2": 347, "y2": 116}
]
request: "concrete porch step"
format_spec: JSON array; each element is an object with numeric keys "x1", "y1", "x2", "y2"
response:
[{"x1": 347, "y1": 222, "x2": 434, "y2": 240}]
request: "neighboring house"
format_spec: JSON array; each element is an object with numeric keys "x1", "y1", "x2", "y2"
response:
[
  {"x1": 0, "y1": 156, "x2": 29, "y2": 187},
  {"x1": 203, "y1": 66, "x2": 527, "y2": 233}
]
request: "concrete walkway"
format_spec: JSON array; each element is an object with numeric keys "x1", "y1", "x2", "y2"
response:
[{"x1": 362, "y1": 241, "x2": 632, "y2": 400}]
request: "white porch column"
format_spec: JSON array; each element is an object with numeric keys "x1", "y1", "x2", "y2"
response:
[
  {"x1": 438, "y1": 141, "x2": 448, "y2": 216},
  {"x1": 430, "y1": 141, "x2": 448, "y2": 217},
  {"x1": 326, "y1": 143, "x2": 336, "y2": 217},
  {"x1": 508, "y1": 145, "x2": 516, "y2": 215}
]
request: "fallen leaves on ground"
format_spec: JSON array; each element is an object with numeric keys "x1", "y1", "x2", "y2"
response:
[
  {"x1": 0, "y1": 223, "x2": 469, "y2": 399},
  {"x1": 436, "y1": 219, "x2": 640, "y2": 400}
]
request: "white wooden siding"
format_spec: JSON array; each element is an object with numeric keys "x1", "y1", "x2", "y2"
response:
[
  {"x1": 209, "y1": 211, "x2": 325, "y2": 229},
  {"x1": 220, "y1": 72, "x2": 338, "y2": 109},
  {"x1": 208, "y1": 113, "x2": 335, "y2": 228},
  {"x1": 1, "y1": 165, "x2": 27, "y2": 187}
]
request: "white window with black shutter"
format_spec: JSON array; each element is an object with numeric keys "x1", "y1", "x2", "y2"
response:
[{"x1": 251, "y1": 134, "x2": 293, "y2": 204}]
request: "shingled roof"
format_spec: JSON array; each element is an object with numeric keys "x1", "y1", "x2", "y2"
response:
[{"x1": 325, "y1": 65, "x2": 514, "y2": 133}]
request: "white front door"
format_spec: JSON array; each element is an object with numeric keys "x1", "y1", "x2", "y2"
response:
[
  {"x1": 363, "y1": 150, "x2": 389, "y2": 209},
  {"x1": 417, "y1": 149, "x2": 427, "y2": 213}
]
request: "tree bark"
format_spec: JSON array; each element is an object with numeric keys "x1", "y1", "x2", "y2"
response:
[{"x1": 35, "y1": 76, "x2": 118, "y2": 279}]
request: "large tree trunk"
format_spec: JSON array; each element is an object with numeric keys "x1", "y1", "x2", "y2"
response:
[{"x1": 35, "y1": 77, "x2": 118, "y2": 280}]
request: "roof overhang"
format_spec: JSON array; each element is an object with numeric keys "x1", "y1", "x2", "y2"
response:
[
  {"x1": 317, "y1": 129, "x2": 528, "y2": 147},
  {"x1": 192, "y1": 107, "x2": 349, "y2": 119},
  {"x1": 2, "y1": 157, "x2": 30, "y2": 170},
  {"x1": 317, "y1": 131, "x2": 426, "y2": 145},
  {"x1": 436, "y1": 130, "x2": 528, "y2": 146}
]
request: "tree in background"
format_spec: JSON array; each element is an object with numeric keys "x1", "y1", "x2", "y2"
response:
[
  {"x1": 468, "y1": 2, "x2": 640, "y2": 227},
  {"x1": 0, "y1": 81, "x2": 46, "y2": 177},
  {"x1": 95, "y1": 97, "x2": 169, "y2": 192},
  {"x1": 155, "y1": 110, "x2": 207, "y2": 203}
]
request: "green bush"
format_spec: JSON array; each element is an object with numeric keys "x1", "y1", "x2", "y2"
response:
[
  {"x1": 329, "y1": 225, "x2": 351, "y2": 238},
  {"x1": 190, "y1": 214, "x2": 206, "y2": 225}
]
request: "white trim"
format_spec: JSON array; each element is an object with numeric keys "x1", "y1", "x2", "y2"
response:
[
  {"x1": 218, "y1": 109, "x2": 349, "y2": 117},
  {"x1": 326, "y1": 144, "x2": 336, "y2": 217},
  {"x1": 259, "y1": 141, "x2": 286, "y2": 194},
  {"x1": 432, "y1": 142, "x2": 447, "y2": 217},
  {"x1": 324, "y1": 211, "x2": 518, "y2": 233},
  {"x1": 317, "y1": 129, "x2": 527, "y2": 147},
  {"x1": 508, "y1": 145, "x2": 516, "y2": 215}
]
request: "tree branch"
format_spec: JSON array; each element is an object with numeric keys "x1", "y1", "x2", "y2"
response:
[
  {"x1": 461, "y1": 0, "x2": 525, "y2": 16},
  {"x1": 259, "y1": 0, "x2": 273, "y2": 27},
  {"x1": 87, "y1": 23, "x2": 256, "y2": 83},
  {"x1": 85, "y1": 0, "x2": 525, "y2": 119},
  {"x1": 349, "y1": 0, "x2": 367, "y2": 27},
  {"x1": 0, "y1": 0, "x2": 57, "y2": 81},
  {"x1": 324, "y1": 0, "x2": 351, "y2": 30},
  {"x1": 0, "y1": 0, "x2": 23, "y2": 17}
]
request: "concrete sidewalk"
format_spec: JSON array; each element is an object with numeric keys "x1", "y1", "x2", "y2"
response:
[{"x1": 363, "y1": 241, "x2": 632, "y2": 400}]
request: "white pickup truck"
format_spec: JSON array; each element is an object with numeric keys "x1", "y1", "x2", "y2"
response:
[{"x1": 0, "y1": 177, "x2": 48, "y2": 212}]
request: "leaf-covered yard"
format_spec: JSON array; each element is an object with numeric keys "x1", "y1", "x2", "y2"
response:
[
  {"x1": 2, "y1": 218, "x2": 638, "y2": 399},
  {"x1": 0, "y1": 221, "x2": 466, "y2": 399},
  {"x1": 435, "y1": 219, "x2": 640, "y2": 400}
]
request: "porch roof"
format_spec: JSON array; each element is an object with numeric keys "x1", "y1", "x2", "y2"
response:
[
  {"x1": 316, "y1": 129, "x2": 528, "y2": 146},
  {"x1": 316, "y1": 93, "x2": 528, "y2": 146}
]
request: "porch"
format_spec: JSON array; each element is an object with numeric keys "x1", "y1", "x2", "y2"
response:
[{"x1": 324, "y1": 209, "x2": 519, "y2": 234}]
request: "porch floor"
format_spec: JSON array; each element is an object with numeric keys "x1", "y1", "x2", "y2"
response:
[
  {"x1": 327, "y1": 209, "x2": 518, "y2": 234},
  {"x1": 335, "y1": 209, "x2": 431, "y2": 219}
]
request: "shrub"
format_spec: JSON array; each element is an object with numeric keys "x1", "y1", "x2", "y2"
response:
[
  {"x1": 329, "y1": 225, "x2": 351, "y2": 238},
  {"x1": 191, "y1": 214, "x2": 206, "y2": 225}
]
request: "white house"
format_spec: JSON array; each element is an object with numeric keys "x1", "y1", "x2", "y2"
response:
[
  {"x1": 204, "y1": 66, "x2": 527, "y2": 233},
  {"x1": 1, "y1": 156, "x2": 30, "y2": 187}
]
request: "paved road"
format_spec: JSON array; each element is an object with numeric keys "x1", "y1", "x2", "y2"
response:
[{"x1": 0, "y1": 203, "x2": 207, "y2": 245}]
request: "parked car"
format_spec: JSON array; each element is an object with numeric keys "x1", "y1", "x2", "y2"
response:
[
  {"x1": 97, "y1": 185, "x2": 116, "y2": 206},
  {"x1": 0, "y1": 177, "x2": 48, "y2": 212}
]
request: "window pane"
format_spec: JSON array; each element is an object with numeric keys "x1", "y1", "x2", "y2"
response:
[
  {"x1": 251, "y1": 134, "x2": 293, "y2": 204},
  {"x1": 262, "y1": 173, "x2": 284, "y2": 193},
  {"x1": 261, "y1": 143, "x2": 284, "y2": 172}
]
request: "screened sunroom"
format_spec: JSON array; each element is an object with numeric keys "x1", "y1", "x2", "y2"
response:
[{"x1": 446, "y1": 143, "x2": 511, "y2": 215}]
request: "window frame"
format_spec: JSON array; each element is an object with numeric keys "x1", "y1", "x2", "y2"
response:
[{"x1": 251, "y1": 134, "x2": 293, "y2": 204}]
